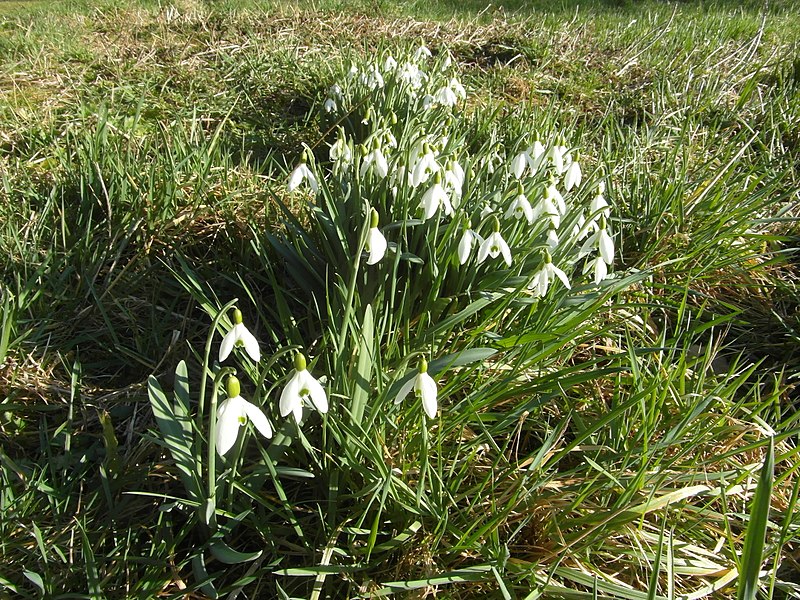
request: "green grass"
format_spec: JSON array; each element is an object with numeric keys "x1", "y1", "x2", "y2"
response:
[{"x1": 1, "y1": 0, "x2": 799, "y2": 598}]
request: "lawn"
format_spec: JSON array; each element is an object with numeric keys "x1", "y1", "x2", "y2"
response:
[{"x1": 1, "y1": 0, "x2": 799, "y2": 598}]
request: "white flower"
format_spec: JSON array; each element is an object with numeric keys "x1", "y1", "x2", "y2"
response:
[
  {"x1": 329, "y1": 131, "x2": 353, "y2": 167},
  {"x1": 323, "y1": 98, "x2": 337, "y2": 113},
  {"x1": 564, "y1": 159, "x2": 582, "y2": 191},
  {"x1": 580, "y1": 219, "x2": 614, "y2": 264},
  {"x1": 398, "y1": 62, "x2": 427, "y2": 89},
  {"x1": 511, "y1": 151, "x2": 529, "y2": 179},
  {"x1": 435, "y1": 85, "x2": 458, "y2": 107},
  {"x1": 546, "y1": 180, "x2": 566, "y2": 214},
  {"x1": 394, "y1": 358, "x2": 437, "y2": 419},
  {"x1": 219, "y1": 308, "x2": 260, "y2": 363},
  {"x1": 584, "y1": 255, "x2": 608, "y2": 284},
  {"x1": 590, "y1": 187, "x2": 610, "y2": 218},
  {"x1": 216, "y1": 376, "x2": 272, "y2": 456},
  {"x1": 421, "y1": 178, "x2": 453, "y2": 220},
  {"x1": 477, "y1": 220, "x2": 512, "y2": 267},
  {"x1": 365, "y1": 209, "x2": 387, "y2": 265},
  {"x1": 384, "y1": 55, "x2": 397, "y2": 71},
  {"x1": 441, "y1": 51, "x2": 453, "y2": 71},
  {"x1": 572, "y1": 212, "x2": 590, "y2": 240},
  {"x1": 414, "y1": 45, "x2": 432, "y2": 62},
  {"x1": 458, "y1": 228, "x2": 482, "y2": 265},
  {"x1": 443, "y1": 160, "x2": 464, "y2": 201},
  {"x1": 450, "y1": 77, "x2": 466, "y2": 100},
  {"x1": 529, "y1": 255, "x2": 571, "y2": 297},
  {"x1": 480, "y1": 203, "x2": 495, "y2": 219},
  {"x1": 534, "y1": 192, "x2": 561, "y2": 229},
  {"x1": 280, "y1": 353, "x2": 328, "y2": 424},
  {"x1": 411, "y1": 147, "x2": 439, "y2": 187},
  {"x1": 547, "y1": 143, "x2": 565, "y2": 175},
  {"x1": 360, "y1": 147, "x2": 389, "y2": 179},
  {"x1": 526, "y1": 140, "x2": 546, "y2": 172},
  {"x1": 360, "y1": 63, "x2": 384, "y2": 89},
  {"x1": 546, "y1": 227, "x2": 559, "y2": 250},
  {"x1": 505, "y1": 193, "x2": 534, "y2": 224},
  {"x1": 287, "y1": 161, "x2": 318, "y2": 193}
]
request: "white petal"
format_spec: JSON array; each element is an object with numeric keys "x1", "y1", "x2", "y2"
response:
[
  {"x1": 216, "y1": 397, "x2": 244, "y2": 456},
  {"x1": 219, "y1": 329, "x2": 236, "y2": 363},
  {"x1": 458, "y1": 230, "x2": 473, "y2": 265},
  {"x1": 394, "y1": 377, "x2": 415, "y2": 405},
  {"x1": 476, "y1": 238, "x2": 491, "y2": 264},
  {"x1": 417, "y1": 373, "x2": 438, "y2": 419},
  {"x1": 550, "y1": 264, "x2": 571, "y2": 290},
  {"x1": 594, "y1": 256, "x2": 607, "y2": 284},
  {"x1": 302, "y1": 370, "x2": 329, "y2": 414},
  {"x1": 511, "y1": 153, "x2": 528, "y2": 179},
  {"x1": 287, "y1": 166, "x2": 303, "y2": 192},
  {"x1": 243, "y1": 400, "x2": 273, "y2": 439},
  {"x1": 366, "y1": 228, "x2": 388, "y2": 265},
  {"x1": 375, "y1": 150, "x2": 389, "y2": 178},
  {"x1": 279, "y1": 373, "x2": 301, "y2": 418},
  {"x1": 599, "y1": 230, "x2": 615, "y2": 264},
  {"x1": 239, "y1": 325, "x2": 261, "y2": 362},
  {"x1": 305, "y1": 167, "x2": 319, "y2": 193}
]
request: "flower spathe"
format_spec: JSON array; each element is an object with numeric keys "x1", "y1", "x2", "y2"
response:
[
  {"x1": 216, "y1": 376, "x2": 272, "y2": 457},
  {"x1": 279, "y1": 353, "x2": 328, "y2": 424},
  {"x1": 394, "y1": 358, "x2": 438, "y2": 419},
  {"x1": 219, "y1": 308, "x2": 260, "y2": 363},
  {"x1": 365, "y1": 209, "x2": 387, "y2": 265}
]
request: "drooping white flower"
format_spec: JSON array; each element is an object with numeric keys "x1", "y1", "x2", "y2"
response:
[
  {"x1": 365, "y1": 209, "x2": 387, "y2": 265},
  {"x1": 394, "y1": 358, "x2": 437, "y2": 419},
  {"x1": 450, "y1": 77, "x2": 466, "y2": 100},
  {"x1": 511, "y1": 151, "x2": 529, "y2": 179},
  {"x1": 441, "y1": 51, "x2": 453, "y2": 71},
  {"x1": 414, "y1": 45, "x2": 432, "y2": 62},
  {"x1": 329, "y1": 130, "x2": 353, "y2": 167},
  {"x1": 480, "y1": 203, "x2": 495, "y2": 219},
  {"x1": 546, "y1": 226, "x2": 559, "y2": 250},
  {"x1": 411, "y1": 145, "x2": 439, "y2": 187},
  {"x1": 580, "y1": 216, "x2": 615, "y2": 264},
  {"x1": 435, "y1": 85, "x2": 458, "y2": 107},
  {"x1": 529, "y1": 252, "x2": 571, "y2": 297},
  {"x1": 477, "y1": 218, "x2": 512, "y2": 267},
  {"x1": 360, "y1": 145, "x2": 389, "y2": 179},
  {"x1": 219, "y1": 308, "x2": 260, "y2": 363},
  {"x1": 547, "y1": 141, "x2": 565, "y2": 175},
  {"x1": 590, "y1": 182, "x2": 610, "y2": 218},
  {"x1": 323, "y1": 97, "x2": 337, "y2": 113},
  {"x1": 420, "y1": 174, "x2": 453, "y2": 220},
  {"x1": 279, "y1": 353, "x2": 328, "y2": 424},
  {"x1": 526, "y1": 139, "x2": 546, "y2": 173},
  {"x1": 572, "y1": 212, "x2": 589, "y2": 240},
  {"x1": 505, "y1": 191, "x2": 534, "y2": 224},
  {"x1": 398, "y1": 61, "x2": 427, "y2": 89},
  {"x1": 360, "y1": 63, "x2": 384, "y2": 89},
  {"x1": 564, "y1": 155, "x2": 582, "y2": 191},
  {"x1": 546, "y1": 178, "x2": 566, "y2": 214},
  {"x1": 458, "y1": 228, "x2": 482, "y2": 265},
  {"x1": 383, "y1": 55, "x2": 397, "y2": 71},
  {"x1": 584, "y1": 255, "x2": 608, "y2": 285},
  {"x1": 287, "y1": 160, "x2": 318, "y2": 193},
  {"x1": 216, "y1": 376, "x2": 272, "y2": 456},
  {"x1": 534, "y1": 189, "x2": 561, "y2": 229}
]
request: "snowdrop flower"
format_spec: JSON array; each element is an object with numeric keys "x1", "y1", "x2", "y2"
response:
[
  {"x1": 443, "y1": 159, "x2": 464, "y2": 202},
  {"x1": 580, "y1": 216, "x2": 615, "y2": 264},
  {"x1": 414, "y1": 45, "x2": 432, "y2": 62},
  {"x1": 329, "y1": 129, "x2": 353, "y2": 167},
  {"x1": 529, "y1": 251, "x2": 571, "y2": 297},
  {"x1": 547, "y1": 140, "x2": 565, "y2": 175},
  {"x1": 420, "y1": 172, "x2": 453, "y2": 220},
  {"x1": 440, "y1": 50, "x2": 453, "y2": 71},
  {"x1": 398, "y1": 62, "x2": 427, "y2": 89},
  {"x1": 546, "y1": 226, "x2": 559, "y2": 250},
  {"x1": 546, "y1": 177, "x2": 566, "y2": 214},
  {"x1": 394, "y1": 358, "x2": 437, "y2": 419},
  {"x1": 505, "y1": 186, "x2": 534, "y2": 224},
  {"x1": 477, "y1": 217, "x2": 512, "y2": 267},
  {"x1": 216, "y1": 375, "x2": 272, "y2": 456},
  {"x1": 287, "y1": 157, "x2": 318, "y2": 193},
  {"x1": 480, "y1": 203, "x2": 495, "y2": 219},
  {"x1": 449, "y1": 77, "x2": 466, "y2": 100},
  {"x1": 534, "y1": 188, "x2": 561, "y2": 229},
  {"x1": 458, "y1": 224, "x2": 483, "y2": 265},
  {"x1": 584, "y1": 255, "x2": 608, "y2": 285},
  {"x1": 563, "y1": 151, "x2": 582, "y2": 191},
  {"x1": 435, "y1": 84, "x2": 458, "y2": 107},
  {"x1": 511, "y1": 151, "x2": 530, "y2": 179},
  {"x1": 526, "y1": 139, "x2": 546, "y2": 173},
  {"x1": 572, "y1": 212, "x2": 590, "y2": 240},
  {"x1": 323, "y1": 97, "x2": 337, "y2": 113},
  {"x1": 365, "y1": 209, "x2": 387, "y2": 265},
  {"x1": 279, "y1": 353, "x2": 328, "y2": 424},
  {"x1": 411, "y1": 144, "x2": 439, "y2": 187},
  {"x1": 590, "y1": 182, "x2": 610, "y2": 218},
  {"x1": 347, "y1": 64, "x2": 359, "y2": 80},
  {"x1": 384, "y1": 55, "x2": 397, "y2": 71},
  {"x1": 219, "y1": 308, "x2": 260, "y2": 363},
  {"x1": 360, "y1": 144, "x2": 389, "y2": 179},
  {"x1": 360, "y1": 63, "x2": 384, "y2": 89}
]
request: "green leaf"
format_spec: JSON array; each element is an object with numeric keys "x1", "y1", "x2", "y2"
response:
[
  {"x1": 737, "y1": 436, "x2": 775, "y2": 600},
  {"x1": 210, "y1": 541, "x2": 263, "y2": 565},
  {"x1": 191, "y1": 554, "x2": 219, "y2": 599}
]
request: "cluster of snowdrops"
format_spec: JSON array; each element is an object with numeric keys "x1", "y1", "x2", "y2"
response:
[{"x1": 212, "y1": 44, "x2": 616, "y2": 457}]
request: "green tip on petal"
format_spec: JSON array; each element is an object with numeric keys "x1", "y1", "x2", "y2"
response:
[
  {"x1": 294, "y1": 352, "x2": 307, "y2": 371},
  {"x1": 419, "y1": 358, "x2": 428, "y2": 373},
  {"x1": 233, "y1": 308, "x2": 243, "y2": 325},
  {"x1": 370, "y1": 209, "x2": 379, "y2": 228},
  {"x1": 226, "y1": 375, "x2": 241, "y2": 398},
  {"x1": 491, "y1": 215, "x2": 500, "y2": 232}
]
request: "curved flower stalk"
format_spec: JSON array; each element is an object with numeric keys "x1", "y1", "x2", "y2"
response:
[
  {"x1": 529, "y1": 251, "x2": 571, "y2": 297},
  {"x1": 280, "y1": 353, "x2": 328, "y2": 424},
  {"x1": 219, "y1": 308, "x2": 260, "y2": 363},
  {"x1": 477, "y1": 216, "x2": 512, "y2": 267},
  {"x1": 365, "y1": 209, "x2": 387, "y2": 265},
  {"x1": 216, "y1": 375, "x2": 272, "y2": 456},
  {"x1": 394, "y1": 357, "x2": 437, "y2": 419}
]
